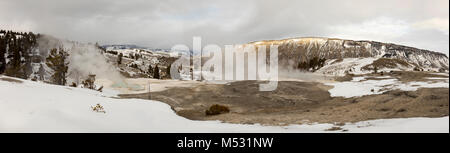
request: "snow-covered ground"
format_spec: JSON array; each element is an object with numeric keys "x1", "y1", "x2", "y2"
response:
[
  {"x1": 95, "y1": 78, "x2": 202, "y2": 95},
  {"x1": 0, "y1": 76, "x2": 448, "y2": 133},
  {"x1": 315, "y1": 58, "x2": 416, "y2": 76},
  {"x1": 316, "y1": 58, "x2": 378, "y2": 76},
  {"x1": 326, "y1": 76, "x2": 449, "y2": 98}
]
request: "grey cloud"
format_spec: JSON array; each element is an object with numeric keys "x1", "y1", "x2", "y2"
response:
[{"x1": 1, "y1": 0, "x2": 448, "y2": 55}]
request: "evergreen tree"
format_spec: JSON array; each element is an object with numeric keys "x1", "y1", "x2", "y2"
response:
[
  {"x1": 148, "y1": 64, "x2": 153, "y2": 77},
  {"x1": 38, "y1": 63, "x2": 46, "y2": 80},
  {"x1": 0, "y1": 37, "x2": 5, "y2": 74},
  {"x1": 166, "y1": 64, "x2": 171, "y2": 79},
  {"x1": 153, "y1": 64, "x2": 160, "y2": 79},
  {"x1": 46, "y1": 48, "x2": 69, "y2": 85},
  {"x1": 22, "y1": 59, "x2": 33, "y2": 79},
  {"x1": 118, "y1": 53, "x2": 123, "y2": 65},
  {"x1": 5, "y1": 38, "x2": 24, "y2": 78},
  {"x1": 1, "y1": 30, "x2": 38, "y2": 78}
]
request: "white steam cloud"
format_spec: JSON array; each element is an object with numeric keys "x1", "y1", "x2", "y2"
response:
[{"x1": 37, "y1": 35, "x2": 124, "y2": 85}]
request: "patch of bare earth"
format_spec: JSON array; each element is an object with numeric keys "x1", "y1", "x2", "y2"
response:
[
  {"x1": 120, "y1": 78, "x2": 449, "y2": 126},
  {"x1": 387, "y1": 71, "x2": 448, "y2": 82},
  {"x1": 361, "y1": 58, "x2": 411, "y2": 71},
  {"x1": 340, "y1": 71, "x2": 448, "y2": 83},
  {"x1": 0, "y1": 77, "x2": 24, "y2": 83}
]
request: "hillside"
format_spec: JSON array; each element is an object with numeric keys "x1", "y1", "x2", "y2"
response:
[{"x1": 248, "y1": 37, "x2": 449, "y2": 75}]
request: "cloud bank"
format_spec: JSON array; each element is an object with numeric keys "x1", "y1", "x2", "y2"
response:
[{"x1": 1, "y1": 0, "x2": 448, "y2": 55}]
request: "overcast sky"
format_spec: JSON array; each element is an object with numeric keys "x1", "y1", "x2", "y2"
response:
[{"x1": 1, "y1": 0, "x2": 448, "y2": 55}]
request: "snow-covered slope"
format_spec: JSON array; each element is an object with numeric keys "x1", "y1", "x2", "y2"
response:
[
  {"x1": 102, "y1": 46, "x2": 176, "y2": 78},
  {"x1": 316, "y1": 57, "x2": 419, "y2": 76},
  {"x1": 249, "y1": 37, "x2": 449, "y2": 72},
  {"x1": 316, "y1": 58, "x2": 378, "y2": 76},
  {"x1": 0, "y1": 76, "x2": 448, "y2": 133}
]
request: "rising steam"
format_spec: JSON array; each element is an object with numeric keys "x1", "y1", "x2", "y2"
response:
[{"x1": 37, "y1": 35, "x2": 125, "y2": 85}]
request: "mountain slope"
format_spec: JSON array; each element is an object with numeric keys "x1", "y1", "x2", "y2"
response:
[{"x1": 249, "y1": 37, "x2": 449, "y2": 73}]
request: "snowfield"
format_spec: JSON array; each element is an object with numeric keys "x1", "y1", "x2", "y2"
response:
[
  {"x1": 326, "y1": 76, "x2": 449, "y2": 98},
  {"x1": 0, "y1": 76, "x2": 448, "y2": 133}
]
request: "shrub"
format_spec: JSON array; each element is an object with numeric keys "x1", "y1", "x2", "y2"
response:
[
  {"x1": 91, "y1": 103, "x2": 106, "y2": 113},
  {"x1": 396, "y1": 108, "x2": 407, "y2": 113},
  {"x1": 70, "y1": 82, "x2": 77, "y2": 87},
  {"x1": 205, "y1": 104, "x2": 230, "y2": 116}
]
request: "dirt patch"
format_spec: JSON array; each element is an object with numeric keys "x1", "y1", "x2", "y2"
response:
[
  {"x1": 0, "y1": 77, "x2": 24, "y2": 83},
  {"x1": 334, "y1": 74, "x2": 354, "y2": 82},
  {"x1": 120, "y1": 80, "x2": 449, "y2": 126},
  {"x1": 386, "y1": 71, "x2": 448, "y2": 82},
  {"x1": 355, "y1": 71, "x2": 448, "y2": 83}
]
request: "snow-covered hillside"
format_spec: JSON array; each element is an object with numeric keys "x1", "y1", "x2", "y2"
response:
[
  {"x1": 0, "y1": 76, "x2": 448, "y2": 133},
  {"x1": 315, "y1": 57, "x2": 419, "y2": 76},
  {"x1": 102, "y1": 46, "x2": 176, "y2": 78},
  {"x1": 316, "y1": 58, "x2": 379, "y2": 76},
  {"x1": 249, "y1": 37, "x2": 449, "y2": 73}
]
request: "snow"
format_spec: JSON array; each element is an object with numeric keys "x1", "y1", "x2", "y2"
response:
[
  {"x1": 316, "y1": 58, "x2": 378, "y2": 76},
  {"x1": 111, "y1": 48, "x2": 170, "y2": 59},
  {"x1": 326, "y1": 77, "x2": 398, "y2": 98},
  {"x1": 372, "y1": 76, "x2": 393, "y2": 79},
  {"x1": 96, "y1": 78, "x2": 201, "y2": 95},
  {"x1": 340, "y1": 117, "x2": 449, "y2": 133},
  {"x1": 326, "y1": 76, "x2": 449, "y2": 98},
  {"x1": 426, "y1": 77, "x2": 449, "y2": 80},
  {"x1": 0, "y1": 76, "x2": 448, "y2": 133},
  {"x1": 396, "y1": 81, "x2": 449, "y2": 91}
]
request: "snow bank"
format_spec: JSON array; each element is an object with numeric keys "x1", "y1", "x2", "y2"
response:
[
  {"x1": 0, "y1": 76, "x2": 448, "y2": 133},
  {"x1": 326, "y1": 76, "x2": 449, "y2": 98}
]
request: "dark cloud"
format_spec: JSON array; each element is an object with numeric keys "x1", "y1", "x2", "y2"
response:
[{"x1": 1, "y1": 0, "x2": 448, "y2": 54}]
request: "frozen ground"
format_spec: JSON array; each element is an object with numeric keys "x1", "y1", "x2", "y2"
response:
[{"x1": 0, "y1": 76, "x2": 448, "y2": 133}]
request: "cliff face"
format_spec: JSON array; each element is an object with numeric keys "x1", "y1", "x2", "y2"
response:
[{"x1": 248, "y1": 37, "x2": 449, "y2": 71}]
